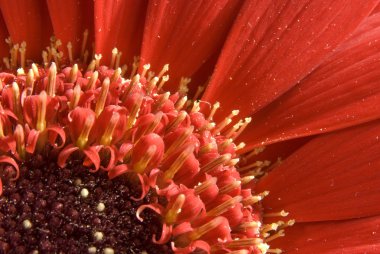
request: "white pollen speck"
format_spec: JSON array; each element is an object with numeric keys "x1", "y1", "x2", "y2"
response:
[
  {"x1": 88, "y1": 247, "x2": 97, "y2": 254},
  {"x1": 94, "y1": 231, "x2": 104, "y2": 241},
  {"x1": 22, "y1": 219, "x2": 32, "y2": 229},
  {"x1": 103, "y1": 248, "x2": 114, "y2": 254},
  {"x1": 31, "y1": 251, "x2": 38, "y2": 254},
  {"x1": 97, "y1": 202, "x2": 105, "y2": 212},
  {"x1": 80, "y1": 188, "x2": 89, "y2": 198}
]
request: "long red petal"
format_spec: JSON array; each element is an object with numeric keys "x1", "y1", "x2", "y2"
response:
[
  {"x1": 83, "y1": 146, "x2": 101, "y2": 172},
  {"x1": 273, "y1": 216, "x2": 380, "y2": 254},
  {"x1": 257, "y1": 120, "x2": 380, "y2": 222},
  {"x1": 202, "y1": 0, "x2": 379, "y2": 119},
  {"x1": 0, "y1": 0, "x2": 53, "y2": 60},
  {"x1": 57, "y1": 144, "x2": 79, "y2": 168},
  {"x1": 140, "y1": 0, "x2": 242, "y2": 90},
  {"x1": 47, "y1": 0, "x2": 94, "y2": 58},
  {"x1": 0, "y1": 155, "x2": 19, "y2": 181},
  {"x1": 0, "y1": 12, "x2": 8, "y2": 58},
  {"x1": 94, "y1": 0, "x2": 147, "y2": 65},
  {"x1": 240, "y1": 13, "x2": 380, "y2": 149}
]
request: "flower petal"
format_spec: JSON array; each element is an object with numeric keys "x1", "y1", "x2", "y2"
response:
[
  {"x1": 240, "y1": 13, "x2": 380, "y2": 148},
  {"x1": 273, "y1": 216, "x2": 380, "y2": 254},
  {"x1": 0, "y1": 12, "x2": 9, "y2": 58},
  {"x1": 202, "y1": 0, "x2": 379, "y2": 119},
  {"x1": 256, "y1": 120, "x2": 380, "y2": 222},
  {"x1": 139, "y1": 0, "x2": 242, "y2": 90},
  {"x1": 0, "y1": 0, "x2": 53, "y2": 60},
  {"x1": 94, "y1": 0, "x2": 147, "y2": 65},
  {"x1": 47, "y1": 0, "x2": 94, "y2": 58}
]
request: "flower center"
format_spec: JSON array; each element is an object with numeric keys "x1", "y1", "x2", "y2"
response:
[{"x1": 0, "y1": 34, "x2": 293, "y2": 253}]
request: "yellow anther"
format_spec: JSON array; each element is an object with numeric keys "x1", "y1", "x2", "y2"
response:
[
  {"x1": 141, "y1": 63, "x2": 150, "y2": 78},
  {"x1": 157, "y1": 74, "x2": 169, "y2": 91},
  {"x1": 12, "y1": 82, "x2": 21, "y2": 120},
  {"x1": 147, "y1": 71, "x2": 155, "y2": 82},
  {"x1": 69, "y1": 64, "x2": 79, "y2": 83},
  {"x1": 166, "y1": 111, "x2": 187, "y2": 133},
  {"x1": 81, "y1": 29, "x2": 89, "y2": 59},
  {"x1": 267, "y1": 249, "x2": 283, "y2": 254},
  {"x1": 157, "y1": 64, "x2": 169, "y2": 79},
  {"x1": 17, "y1": 68, "x2": 25, "y2": 76},
  {"x1": 153, "y1": 92, "x2": 170, "y2": 112},
  {"x1": 147, "y1": 76, "x2": 159, "y2": 95},
  {"x1": 86, "y1": 71, "x2": 99, "y2": 90},
  {"x1": 238, "y1": 160, "x2": 270, "y2": 172},
  {"x1": 178, "y1": 77, "x2": 191, "y2": 95},
  {"x1": 15, "y1": 124, "x2": 25, "y2": 159},
  {"x1": 264, "y1": 210, "x2": 289, "y2": 218},
  {"x1": 207, "y1": 102, "x2": 220, "y2": 121},
  {"x1": 110, "y1": 47, "x2": 118, "y2": 68},
  {"x1": 191, "y1": 101, "x2": 200, "y2": 113},
  {"x1": 265, "y1": 230, "x2": 285, "y2": 242},
  {"x1": 126, "y1": 93, "x2": 143, "y2": 129},
  {"x1": 165, "y1": 194, "x2": 186, "y2": 225},
  {"x1": 19, "y1": 41, "x2": 26, "y2": 69},
  {"x1": 69, "y1": 84, "x2": 81, "y2": 110},
  {"x1": 175, "y1": 95, "x2": 187, "y2": 111},
  {"x1": 133, "y1": 145, "x2": 157, "y2": 173},
  {"x1": 67, "y1": 42, "x2": 73, "y2": 63},
  {"x1": 207, "y1": 196, "x2": 242, "y2": 217},
  {"x1": 137, "y1": 112, "x2": 163, "y2": 140},
  {"x1": 111, "y1": 67, "x2": 121, "y2": 83},
  {"x1": 245, "y1": 146, "x2": 266, "y2": 160},
  {"x1": 26, "y1": 69, "x2": 34, "y2": 95},
  {"x1": 232, "y1": 117, "x2": 252, "y2": 140},
  {"x1": 224, "y1": 238, "x2": 263, "y2": 249},
  {"x1": 36, "y1": 91, "x2": 47, "y2": 131},
  {"x1": 100, "y1": 112, "x2": 120, "y2": 146},
  {"x1": 164, "y1": 146, "x2": 194, "y2": 180},
  {"x1": 76, "y1": 114, "x2": 95, "y2": 149},
  {"x1": 241, "y1": 175, "x2": 255, "y2": 185},
  {"x1": 115, "y1": 51, "x2": 122, "y2": 69},
  {"x1": 192, "y1": 86, "x2": 204, "y2": 101},
  {"x1": 243, "y1": 191, "x2": 269, "y2": 206},
  {"x1": 213, "y1": 110, "x2": 239, "y2": 135},
  {"x1": 194, "y1": 177, "x2": 217, "y2": 195},
  {"x1": 94, "y1": 54, "x2": 102, "y2": 69},
  {"x1": 200, "y1": 153, "x2": 232, "y2": 174},
  {"x1": 235, "y1": 221, "x2": 261, "y2": 231},
  {"x1": 87, "y1": 60, "x2": 96, "y2": 72},
  {"x1": 219, "y1": 180, "x2": 241, "y2": 194},
  {"x1": 164, "y1": 126, "x2": 194, "y2": 160},
  {"x1": 130, "y1": 56, "x2": 140, "y2": 79},
  {"x1": 47, "y1": 62, "x2": 57, "y2": 96},
  {"x1": 199, "y1": 143, "x2": 215, "y2": 155},
  {"x1": 187, "y1": 216, "x2": 225, "y2": 242},
  {"x1": 225, "y1": 120, "x2": 243, "y2": 138},
  {"x1": 235, "y1": 142, "x2": 246, "y2": 151},
  {"x1": 95, "y1": 77, "x2": 110, "y2": 117},
  {"x1": 124, "y1": 74, "x2": 140, "y2": 96}
]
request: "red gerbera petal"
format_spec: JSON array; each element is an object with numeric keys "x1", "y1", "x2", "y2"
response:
[
  {"x1": 257, "y1": 120, "x2": 380, "y2": 222},
  {"x1": 202, "y1": 0, "x2": 379, "y2": 119}
]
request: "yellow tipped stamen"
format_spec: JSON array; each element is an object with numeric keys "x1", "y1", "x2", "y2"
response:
[
  {"x1": 265, "y1": 230, "x2": 285, "y2": 242},
  {"x1": 124, "y1": 74, "x2": 140, "y2": 96},
  {"x1": 147, "y1": 71, "x2": 155, "y2": 82},
  {"x1": 207, "y1": 196, "x2": 242, "y2": 217},
  {"x1": 261, "y1": 222, "x2": 284, "y2": 236},
  {"x1": 111, "y1": 67, "x2": 121, "y2": 83},
  {"x1": 208, "y1": 102, "x2": 220, "y2": 121},
  {"x1": 67, "y1": 42, "x2": 73, "y2": 63},
  {"x1": 192, "y1": 86, "x2": 204, "y2": 101},
  {"x1": 164, "y1": 126, "x2": 194, "y2": 160},
  {"x1": 157, "y1": 74, "x2": 169, "y2": 91},
  {"x1": 136, "y1": 112, "x2": 163, "y2": 139},
  {"x1": 17, "y1": 68, "x2": 25, "y2": 76},
  {"x1": 235, "y1": 221, "x2": 261, "y2": 231},
  {"x1": 95, "y1": 77, "x2": 110, "y2": 117},
  {"x1": 232, "y1": 117, "x2": 252, "y2": 140},
  {"x1": 267, "y1": 248, "x2": 283, "y2": 254},
  {"x1": 110, "y1": 48, "x2": 118, "y2": 68},
  {"x1": 86, "y1": 71, "x2": 99, "y2": 90},
  {"x1": 225, "y1": 120, "x2": 243, "y2": 138},
  {"x1": 94, "y1": 54, "x2": 102, "y2": 69},
  {"x1": 178, "y1": 77, "x2": 191, "y2": 95},
  {"x1": 199, "y1": 143, "x2": 215, "y2": 155},
  {"x1": 130, "y1": 56, "x2": 139, "y2": 79},
  {"x1": 12, "y1": 82, "x2": 22, "y2": 120},
  {"x1": 42, "y1": 50, "x2": 48, "y2": 67},
  {"x1": 47, "y1": 62, "x2": 57, "y2": 96},
  {"x1": 165, "y1": 194, "x2": 186, "y2": 224},
  {"x1": 235, "y1": 142, "x2": 246, "y2": 151},
  {"x1": 11, "y1": 43, "x2": 19, "y2": 69},
  {"x1": 219, "y1": 180, "x2": 241, "y2": 194},
  {"x1": 36, "y1": 91, "x2": 47, "y2": 132},
  {"x1": 264, "y1": 210, "x2": 289, "y2": 218},
  {"x1": 238, "y1": 160, "x2": 270, "y2": 172},
  {"x1": 164, "y1": 146, "x2": 194, "y2": 180},
  {"x1": 81, "y1": 29, "x2": 89, "y2": 59},
  {"x1": 126, "y1": 93, "x2": 143, "y2": 129},
  {"x1": 115, "y1": 51, "x2": 122, "y2": 69},
  {"x1": 121, "y1": 64, "x2": 128, "y2": 77},
  {"x1": 147, "y1": 77, "x2": 159, "y2": 95},
  {"x1": 31, "y1": 63, "x2": 39, "y2": 78},
  {"x1": 26, "y1": 69, "x2": 34, "y2": 96},
  {"x1": 166, "y1": 111, "x2": 187, "y2": 133},
  {"x1": 141, "y1": 64, "x2": 150, "y2": 78},
  {"x1": 153, "y1": 92, "x2": 170, "y2": 112},
  {"x1": 19, "y1": 42, "x2": 26, "y2": 69},
  {"x1": 245, "y1": 146, "x2": 266, "y2": 160},
  {"x1": 219, "y1": 138, "x2": 233, "y2": 151},
  {"x1": 175, "y1": 95, "x2": 187, "y2": 111},
  {"x1": 133, "y1": 145, "x2": 157, "y2": 173},
  {"x1": 69, "y1": 84, "x2": 81, "y2": 110},
  {"x1": 157, "y1": 64, "x2": 169, "y2": 79},
  {"x1": 3, "y1": 58, "x2": 10, "y2": 69},
  {"x1": 69, "y1": 64, "x2": 79, "y2": 83},
  {"x1": 194, "y1": 177, "x2": 217, "y2": 195},
  {"x1": 200, "y1": 153, "x2": 232, "y2": 174},
  {"x1": 76, "y1": 114, "x2": 95, "y2": 149},
  {"x1": 190, "y1": 101, "x2": 200, "y2": 113},
  {"x1": 87, "y1": 60, "x2": 96, "y2": 72},
  {"x1": 224, "y1": 238, "x2": 263, "y2": 249},
  {"x1": 100, "y1": 112, "x2": 120, "y2": 146},
  {"x1": 15, "y1": 124, "x2": 25, "y2": 159},
  {"x1": 243, "y1": 191, "x2": 269, "y2": 206},
  {"x1": 188, "y1": 216, "x2": 225, "y2": 241},
  {"x1": 213, "y1": 110, "x2": 239, "y2": 135},
  {"x1": 241, "y1": 175, "x2": 255, "y2": 185}
]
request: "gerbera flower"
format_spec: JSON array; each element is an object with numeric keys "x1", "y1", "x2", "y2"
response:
[{"x1": 0, "y1": 0, "x2": 379, "y2": 253}]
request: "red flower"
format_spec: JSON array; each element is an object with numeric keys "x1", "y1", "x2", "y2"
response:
[{"x1": 0, "y1": 1, "x2": 379, "y2": 254}]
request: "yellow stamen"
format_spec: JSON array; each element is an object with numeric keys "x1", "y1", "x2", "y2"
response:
[
  {"x1": 200, "y1": 153, "x2": 231, "y2": 174},
  {"x1": 147, "y1": 76, "x2": 159, "y2": 95},
  {"x1": 224, "y1": 238, "x2": 263, "y2": 249},
  {"x1": 19, "y1": 41, "x2": 26, "y2": 69},
  {"x1": 130, "y1": 56, "x2": 139, "y2": 79},
  {"x1": 95, "y1": 77, "x2": 110, "y2": 117},
  {"x1": 166, "y1": 111, "x2": 187, "y2": 133},
  {"x1": 207, "y1": 196, "x2": 242, "y2": 217},
  {"x1": 76, "y1": 114, "x2": 95, "y2": 149},
  {"x1": 26, "y1": 69, "x2": 34, "y2": 96},
  {"x1": 81, "y1": 29, "x2": 89, "y2": 59},
  {"x1": 192, "y1": 86, "x2": 204, "y2": 101},
  {"x1": 126, "y1": 93, "x2": 143, "y2": 130},
  {"x1": 178, "y1": 77, "x2": 191, "y2": 95},
  {"x1": 94, "y1": 54, "x2": 102, "y2": 69},
  {"x1": 47, "y1": 62, "x2": 57, "y2": 96},
  {"x1": 165, "y1": 194, "x2": 185, "y2": 224},
  {"x1": 15, "y1": 124, "x2": 25, "y2": 159},
  {"x1": 232, "y1": 117, "x2": 252, "y2": 140},
  {"x1": 157, "y1": 74, "x2": 169, "y2": 91},
  {"x1": 175, "y1": 95, "x2": 187, "y2": 111},
  {"x1": 219, "y1": 180, "x2": 241, "y2": 194},
  {"x1": 69, "y1": 64, "x2": 78, "y2": 83},
  {"x1": 243, "y1": 191, "x2": 269, "y2": 206},
  {"x1": 86, "y1": 71, "x2": 99, "y2": 90},
  {"x1": 69, "y1": 84, "x2": 81, "y2": 110},
  {"x1": 31, "y1": 63, "x2": 39, "y2": 78},
  {"x1": 115, "y1": 51, "x2": 122, "y2": 69},
  {"x1": 111, "y1": 67, "x2": 121, "y2": 83},
  {"x1": 87, "y1": 60, "x2": 96, "y2": 72},
  {"x1": 100, "y1": 112, "x2": 120, "y2": 146},
  {"x1": 265, "y1": 230, "x2": 285, "y2": 242},
  {"x1": 157, "y1": 64, "x2": 169, "y2": 79},
  {"x1": 163, "y1": 126, "x2": 194, "y2": 160},
  {"x1": 213, "y1": 110, "x2": 239, "y2": 135},
  {"x1": 110, "y1": 48, "x2": 118, "y2": 68},
  {"x1": 264, "y1": 210, "x2": 289, "y2": 218},
  {"x1": 153, "y1": 92, "x2": 170, "y2": 112},
  {"x1": 2, "y1": 58, "x2": 10, "y2": 69},
  {"x1": 133, "y1": 145, "x2": 157, "y2": 173},
  {"x1": 164, "y1": 146, "x2": 194, "y2": 180},
  {"x1": 194, "y1": 177, "x2": 217, "y2": 195},
  {"x1": 36, "y1": 91, "x2": 47, "y2": 131},
  {"x1": 141, "y1": 64, "x2": 150, "y2": 78}
]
